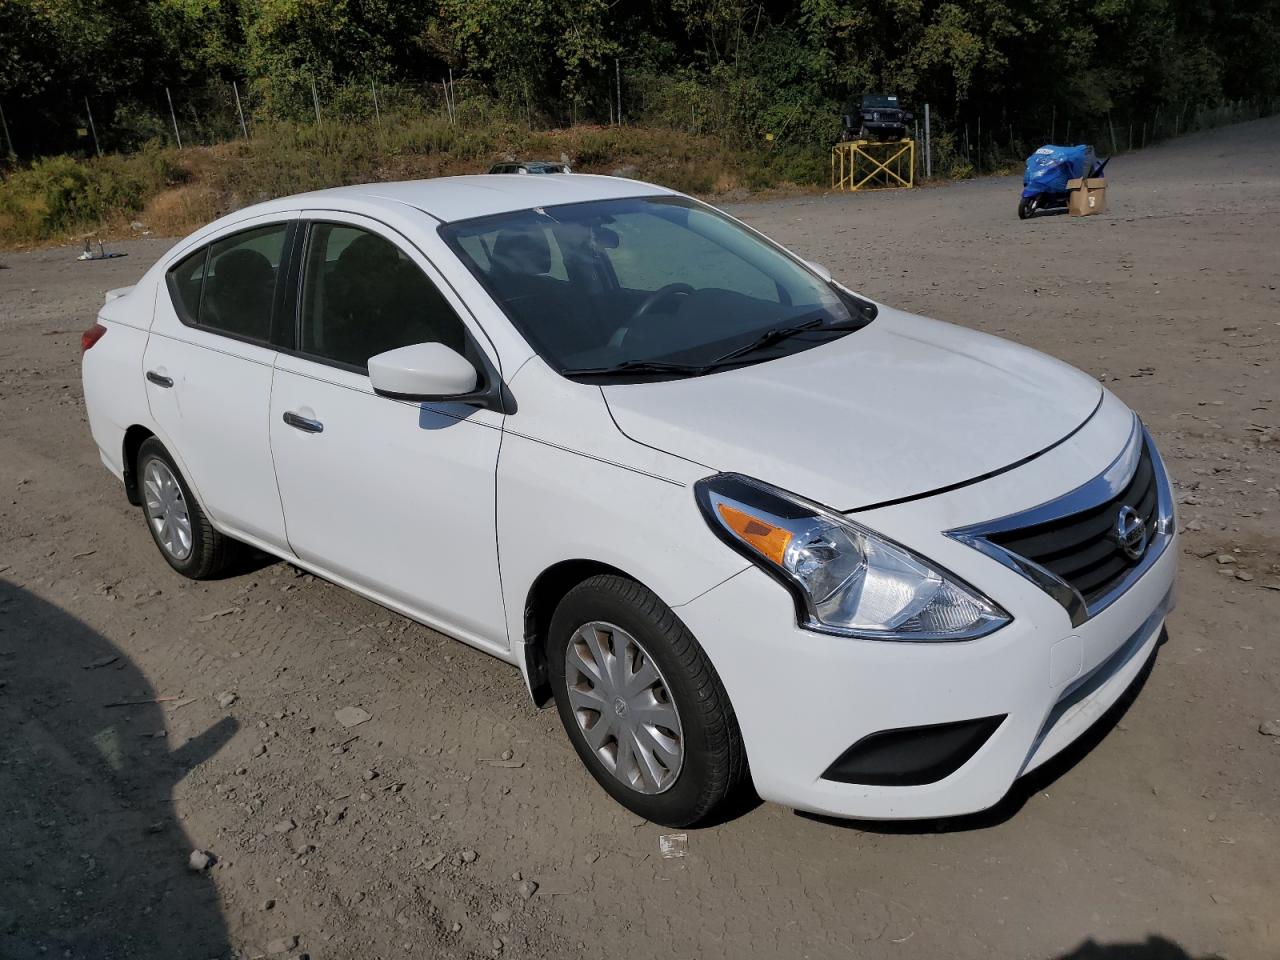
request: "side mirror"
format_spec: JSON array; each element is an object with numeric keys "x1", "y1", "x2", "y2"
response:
[
  {"x1": 806, "y1": 260, "x2": 833, "y2": 283},
  {"x1": 369, "y1": 342, "x2": 478, "y2": 401}
]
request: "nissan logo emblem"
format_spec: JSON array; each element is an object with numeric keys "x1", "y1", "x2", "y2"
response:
[{"x1": 1114, "y1": 505, "x2": 1149, "y2": 561}]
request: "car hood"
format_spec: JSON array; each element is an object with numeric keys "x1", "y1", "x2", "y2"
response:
[{"x1": 602, "y1": 306, "x2": 1103, "y2": 510}]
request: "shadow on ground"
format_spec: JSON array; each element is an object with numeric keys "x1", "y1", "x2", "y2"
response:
[
  {"x1": 1053, "y1": 935, "x2": 1222, "y2": 959},
  {"x1": 0, "y1": 579, "x2": 236, "y2": 959}
]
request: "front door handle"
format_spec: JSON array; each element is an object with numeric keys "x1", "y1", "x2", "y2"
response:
[
  {"x1": 282, "y1": 411, "x2": 324, "y2": 434},
  {"x1": 146, "y1": 370, "x2": 174, "y2": 388}
]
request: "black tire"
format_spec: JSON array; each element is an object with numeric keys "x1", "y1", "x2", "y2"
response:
[
  {"x1": 1017, "y1": 196, "x2": 1037, "y2": 220},
  {"x1": 547, "y1": 574, "x2": 747, "y2": 827},
  {"x1": 136, "y1": 437, "x2": 239, "y2": 579}
]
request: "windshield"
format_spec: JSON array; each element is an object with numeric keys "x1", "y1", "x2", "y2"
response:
[
  {"x1": 862, "y1": 95, "x2": 899, "y2": 109},
  {"x1": 440, "y1": 196, "x2": 874, "y2": 381}
]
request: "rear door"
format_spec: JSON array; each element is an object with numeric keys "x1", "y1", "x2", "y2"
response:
[
  {"x1": 143, "y1": 214, "x2": 299, "y2": 551},
  {"x1": 267, "y1": 213, "x2": 508, "y2": 651}
]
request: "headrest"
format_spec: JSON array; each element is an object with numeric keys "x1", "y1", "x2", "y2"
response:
[
  {"x1": 336, "y1": 233, "x2": 400, "y2": 274},
  {"x1": 213, "y1": 248, "x2": 273, "y2": 290},
  {"x1": 491, "y1": 228, "x2": 551, "y2": 276}
]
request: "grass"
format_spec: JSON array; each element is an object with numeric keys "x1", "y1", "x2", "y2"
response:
[{"x1": 0, "y1": 115, "x2": 826, "y2": 248}]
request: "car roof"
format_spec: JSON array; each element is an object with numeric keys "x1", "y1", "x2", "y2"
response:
[{"x1": 242, "y1": 174, "x2": 672, "y2": 225}]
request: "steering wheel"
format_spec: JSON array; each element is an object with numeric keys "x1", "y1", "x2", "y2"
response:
[{"x1": 631, "y1": 282, "x2": 695, "y2": 321}]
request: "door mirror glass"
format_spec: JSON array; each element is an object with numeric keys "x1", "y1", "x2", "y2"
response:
[{"x1": 368, "y1": 342, "x2": 479, "y2": 400}]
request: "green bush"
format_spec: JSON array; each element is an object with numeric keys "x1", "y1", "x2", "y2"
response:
[{"x1": 0, "y1": 146, "x2": 186, "y2": 243}]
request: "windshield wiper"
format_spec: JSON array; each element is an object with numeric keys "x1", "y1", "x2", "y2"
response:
[
  {"x1": 565, "y1": 316, "x2": 861, "y2": 380},
  {"x1": 563, "y1": 358, "x2": 712, "y2": 378},
  {"x1": 706, "y1": 315, "x2": 848, "y2": 368}
]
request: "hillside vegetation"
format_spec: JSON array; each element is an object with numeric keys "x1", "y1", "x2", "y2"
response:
[
  {"x1": 0, "y1": 118, "x2": 816, "y2": 246},
  {"x1": 2, "y1": 0, "x2": 1279, "y2": 245}
]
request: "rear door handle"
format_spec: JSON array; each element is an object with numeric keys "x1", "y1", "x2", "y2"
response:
[
  {"x1": 145, "y1": 370, "x2": 174, "y2": 388},
  {"x1": 282, "y1": 411, "x2": 324, "y2": 434}
]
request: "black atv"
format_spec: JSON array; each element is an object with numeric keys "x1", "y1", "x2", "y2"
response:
[{"x1": 842, "y1": 94, "x2": 912, "y2": 142}]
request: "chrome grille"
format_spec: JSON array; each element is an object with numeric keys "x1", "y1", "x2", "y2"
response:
[
  {"x1": 987, "y1": 443, "x2": 1158, "y2": 603},
  {"x1": 947, "y1": 416, "x2": 1174, "y2": 627}
]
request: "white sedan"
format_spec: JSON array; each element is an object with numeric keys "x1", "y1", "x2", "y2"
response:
[{"x1": 81, "y1": 175, "x2": 1176, "y2": 826}]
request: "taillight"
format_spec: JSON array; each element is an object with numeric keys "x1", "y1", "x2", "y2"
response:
[{"x1": 81, "y1": 323, "x2": 107, "y2": 352}]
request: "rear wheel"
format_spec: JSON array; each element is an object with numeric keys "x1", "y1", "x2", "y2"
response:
[
  {"x1": 136, "y1": 437, "x2": 238, "y2": 579},
  {"x1": 547, "y1": 574, "x2": 747, "y2": 827},
  {"x1": 1017, "y1": 196, "x2": 1038, "y2": 220}
]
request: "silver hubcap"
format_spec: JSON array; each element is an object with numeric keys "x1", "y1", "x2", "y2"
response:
[
  {"x1": 564, "y1": 621, "x2": 683, "y2": 795},
  {"x1": 142, "y1": 459, "x2": 193, "y2": 561}
]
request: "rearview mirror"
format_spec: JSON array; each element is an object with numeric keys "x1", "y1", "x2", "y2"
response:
[{"x1": 369, "y1": 342, "x2": 479, "y2": 401}]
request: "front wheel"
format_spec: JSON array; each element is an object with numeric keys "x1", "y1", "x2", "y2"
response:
[
  {"x1": 1017, "y1": 196, "x2": 1038, "y2": 220},
  {"x1": 548, "y1": 574, "x2": 747, "y2": 827}
]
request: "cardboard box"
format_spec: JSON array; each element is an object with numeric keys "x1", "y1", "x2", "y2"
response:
[{"x1": 1067, "y1": 177, "x2": 1106, "y2": 216}]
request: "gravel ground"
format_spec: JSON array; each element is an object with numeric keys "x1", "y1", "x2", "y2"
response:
[{"x1": 1, "y1": 116, "x2": 1277, "y2": 960}]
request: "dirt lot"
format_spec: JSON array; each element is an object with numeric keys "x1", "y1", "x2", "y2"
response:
[{"x1": 2, "y1": 116, "x2": 1278, "y2": 960}]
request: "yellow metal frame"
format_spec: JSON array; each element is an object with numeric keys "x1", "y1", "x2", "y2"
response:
[{"x1": 831, "y1": 139, "x2": 916, "y2": 192}]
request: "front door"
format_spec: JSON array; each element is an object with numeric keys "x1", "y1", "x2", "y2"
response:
[{"x1": 268, "y1": 215, "x2": 507, "y2": 651}]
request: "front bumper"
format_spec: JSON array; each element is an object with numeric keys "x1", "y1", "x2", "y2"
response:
[
  {"x1": 859, "y1": 120, "x2": 906, "y2": 135},
  {"x1": 676, "y1": 393, "x2": 1178, "y2": 820}
]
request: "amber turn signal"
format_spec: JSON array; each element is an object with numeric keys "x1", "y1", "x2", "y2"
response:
[{"x1": 715, "y1": 502, "x2": 792, "y2": 565}]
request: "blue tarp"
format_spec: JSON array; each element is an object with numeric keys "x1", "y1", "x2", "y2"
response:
[{"x1": 1023, "y1": 144, "x2": 1095, "y2": 194}]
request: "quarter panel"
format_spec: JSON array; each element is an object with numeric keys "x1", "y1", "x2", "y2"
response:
[{"x1": 83, "y1": 295, "x2": 156, "y2": 482}]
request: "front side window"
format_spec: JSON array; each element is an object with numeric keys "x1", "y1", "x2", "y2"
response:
[
  {"x1": 299, "y1": 223, "x2": 467, "y2": 371},
  {"x1": 440, "y1": 196, "x2": 874, "y2": 381}
]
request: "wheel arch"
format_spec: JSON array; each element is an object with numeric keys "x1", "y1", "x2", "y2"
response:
[
  {"x1": 122, "y1": 424, "x2": 156, "y2": 506},
  {"x1": 521, "y1": 558, "x2": 636, "y2": 706}
]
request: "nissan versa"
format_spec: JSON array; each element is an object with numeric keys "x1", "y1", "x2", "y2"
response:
[{"x1": 81, "y1": 175, "x2": 1176, "y2": 827}]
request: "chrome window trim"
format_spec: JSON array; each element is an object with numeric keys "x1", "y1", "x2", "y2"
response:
[{"x1": 946, "y1": 415, "x2": 1175, "y2": 628}]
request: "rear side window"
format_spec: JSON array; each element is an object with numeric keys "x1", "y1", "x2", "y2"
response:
[
  {"x1": 202, "y1": 224, "x2": 288, "y2": 342},
  {"x1": 165, "y1": 222, "x2": 290, "y2": 346},
  {"x1": 299, "y1": 223, "x2": 467, "y2": 371}
]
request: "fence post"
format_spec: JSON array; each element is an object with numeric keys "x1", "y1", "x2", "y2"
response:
[
  {"x1": 232, "y1": 81, "x2": 249, "y2": 139},
  {"x1": 311, "y1": 79, "x2": 322, "y2": 124},
  {"x1": 84, "y1": 96, "x2": 102, "y2": 158},
  {"x1": 616, "y1": 60, "x2": 623, "y2": 125},
  {"x1": 0, "y1": 100, "x2": 15, "y2": 160},
  {"x1": 976, "y1": 114, "x2": 981, "y2": 174},
  {"x1": 166, "y1": 87, "x2": 183, "y2": 148},
  {"x1": 371, "y1": 79, "x2": 381, "y2": 124},
  {"x1": 923, "y1": 103, "x2": 931, "y2": 179}
]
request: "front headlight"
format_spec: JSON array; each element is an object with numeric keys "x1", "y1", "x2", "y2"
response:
[{"x1": 695, "y1": 474, "x2": 1009, "y2": 641}]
